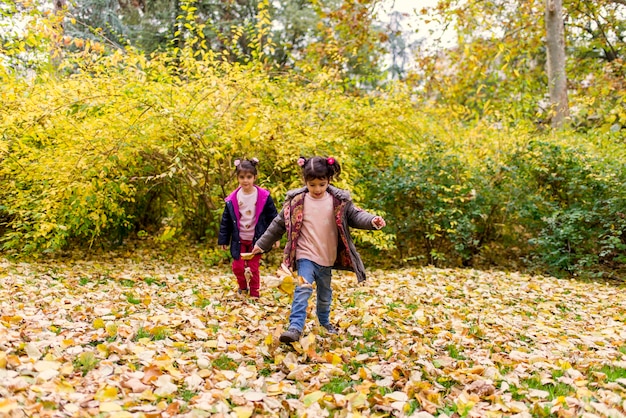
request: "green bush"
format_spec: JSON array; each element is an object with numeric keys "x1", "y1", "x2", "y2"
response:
[
  {"x1": 365, "y1": 141, "x2": 481, "y2": 266},
  {"x1": 1, "y1": 19, "x2": 625, "y2": 279},
  {"x1": 506, "y1": 140, "x2": 626, "y2": 276}
]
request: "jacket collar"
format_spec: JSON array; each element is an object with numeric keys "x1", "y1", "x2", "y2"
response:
[
  {"x1": 225, "y1": 185, "x2": 269, "y2": 202},
  {"x1": 286, "y1": 185, "x2": 350, "y2": 201}
]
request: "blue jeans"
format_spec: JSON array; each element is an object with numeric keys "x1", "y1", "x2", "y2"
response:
[{"x1": 288, "y1": 259, "x2": 333, "y2": 332}]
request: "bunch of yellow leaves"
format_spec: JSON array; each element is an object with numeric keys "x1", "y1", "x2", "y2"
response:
[{"x1": 276, "y1": 263, "x2": 312, "y2": 296}]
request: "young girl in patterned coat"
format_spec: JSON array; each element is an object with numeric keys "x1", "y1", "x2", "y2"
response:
[{"x1": 251, "y1": 156, "x2": 386, "y2": 342}]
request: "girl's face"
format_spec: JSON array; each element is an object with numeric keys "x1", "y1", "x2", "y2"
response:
[
  {"x1": 305, "y1": 178, "x2": 329, "y2": 199},
  {"x1": 237, "y1": 171, "x2": 257, "y2": 193}
]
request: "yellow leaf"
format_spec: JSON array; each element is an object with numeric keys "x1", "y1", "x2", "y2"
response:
[
  {"x1": 558, "y1": 360, "x2": 572, "y2": 370},
  {"x1": 205, "y1": 340, "x2": 218, "y2": 349},
  {"x1": 241, "y1": 115, "x2": 258, "y2": 134},
  {"x1": 278, "y1": 275, "x2": 296, "y2": 296},
  {"x1": 325, "y1": 352, "x2": 342, "y2": 366},
  {"x1": 99, "y1": 402, "x2": 122, "y2": 412},
  {"x1": 233, "y1": 407, "x2": 253, "y2": 418},
  {"x1": 106, "y1": 323, "x2": 118, "y2": 337},
  {"x1": 0, "y1": 399, "x2": 18, "y2": 413},
  {"x1": 109, "y1": 412, "x2": 133, "y2": 418},
  {"x1": 345, "y1": 392, "x2": 368, "y2": 408},
  {"x1": 303, "y1": 390, "x2": 325, "y2": 407},
  {"x1": 385, "y1": 391, "x2": 408, "y2": 402},
  {"x1": 94, "y1": 386, "x2": 119, "y2": 402},
  {"x1": 56, "y1": 380, "x2": 75, "y2": 393}
]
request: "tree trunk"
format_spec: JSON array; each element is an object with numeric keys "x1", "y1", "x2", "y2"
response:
[
  {"x1": 54, "y1": 0, "x2": 66, "y2": 11},
  {"x1": 545, "y1": 0, "x2": 569, "y2": 128},
  {"x1": 51, "y1": 0, "x2": 67, "y2": 70}
]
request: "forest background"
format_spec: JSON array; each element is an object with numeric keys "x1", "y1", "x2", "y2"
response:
[{"x1": 1, "y1": 0, "x2": 625, "y2": 279}]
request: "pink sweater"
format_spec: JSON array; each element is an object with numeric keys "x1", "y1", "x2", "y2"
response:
[{"x1": 296, "y1": 192, "x2": 338, "y2": 267}]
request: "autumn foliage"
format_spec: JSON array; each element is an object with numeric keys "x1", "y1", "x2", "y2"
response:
[
  {"x1": 1, "y1": 3, "x2": 625, "y2": 279},
  {"x1": 2, "y1": 253, "x2": 626, "y2": 416}
]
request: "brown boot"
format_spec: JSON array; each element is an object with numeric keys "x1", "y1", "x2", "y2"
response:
[{"x1": 279, "y1": 328, "x2": 302, "y2": 343}]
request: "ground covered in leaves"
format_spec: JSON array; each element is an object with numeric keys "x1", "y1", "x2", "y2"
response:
[{"x1": 1, "y1": 250, "x2": 626, "y2": 418}]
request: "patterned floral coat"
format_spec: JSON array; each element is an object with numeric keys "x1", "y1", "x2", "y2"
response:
[{"x1": 255, "y1": 186, "x2": 378, "y2": 282}]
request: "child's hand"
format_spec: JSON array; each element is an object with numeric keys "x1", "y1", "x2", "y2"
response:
[
  {"x1": 220, "y1": 245, "x2": 228, "y2": 251},
  {"x1": 273, "y1": 241, "x2": 281, "y2": 249},
  {"x1": 251, "y1": 245, "x2": 264, "y2": 255},
  {"x1": 372, "y1": 216, "x2": 386, "y2": 230}
]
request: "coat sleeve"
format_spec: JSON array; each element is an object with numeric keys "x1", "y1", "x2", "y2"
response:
[
  {"x1": 255, "y1": 206, "x2": 286, "y2": 252},
  {"x1": 264, "y1": 195, "x2": 279, "y2": 226},
  {"x1": 345, "y1": 201, "x2": 377, "y2": 230},
  {"x1": 217, "y1": 205, "x2": 232, "y2": 245}
]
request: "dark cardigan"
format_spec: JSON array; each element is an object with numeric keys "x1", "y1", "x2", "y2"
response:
[{"x1": 218, "y1": 186, "x2": 278, "y2": 260}]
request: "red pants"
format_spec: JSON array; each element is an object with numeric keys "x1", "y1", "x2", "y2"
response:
[{"x1": 232, "y1": 240, "x2": 262, "y2": 297}]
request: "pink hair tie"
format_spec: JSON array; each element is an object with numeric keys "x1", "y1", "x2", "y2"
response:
[
  {"x1": 234, "y1": 159, "x2": 241, "y2": 167},
  {"x1": 327, "y1": 157, "x2": 335, "y2": 165},
  {"x1": 297, "y1": 157, "x2": 306, "y2": 167},
  {"x1": 251, "y1": 157, "x2": 259, "y2": 163}
]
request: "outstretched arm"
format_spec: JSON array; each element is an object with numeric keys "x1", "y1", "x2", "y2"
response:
[
  {"x1": 346, "y1": 202, "x2": 386, "y2": 230},
  {"x1": 371, "y1": 216, "x2": 386, "y2": 229},
  {"x1": 253, "y1": 209, "x2": 287, "y2": 253}
]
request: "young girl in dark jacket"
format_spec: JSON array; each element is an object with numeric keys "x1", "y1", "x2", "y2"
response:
[{"x1": 218, "y1": 158, "x2": 278, "y2": 298}]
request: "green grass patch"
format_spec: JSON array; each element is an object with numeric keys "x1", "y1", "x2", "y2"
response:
[
  {"x1": 399, "y1": 399, "x2": 422, "y2": 415},
  {"x1": 446, "y1": 343, "x2": 466, "y2": 360},
  {"x1": 134, "y1": 326, "x2": 151, "y2": 341},
  {"x1": 386, "y1": 302, "x2": 401, "y2": 311},
  {"x1": 354, "y1": 342, "x2": 378, "y2": 354},
  {"x1": 522, "y1": 375, "x2": 573, "y2": 400},
  {"x1": 551, "y1": 369, "x2": 565, "y2": 379},
  {"x1": 73, "y1": 351, "x2": 99, "y2": 376},
  {"x1": 144, "y1": 276, "x2": 166, "y2": 286},
  {"x1": 362, "y1": 328, "x2": 378, "y2": 342},
  {"x1": 321, "y1": 377, "x2": 356, "y2": 394},
  {"x1": 590, "y1": 364, "x2": 626, "y2": 381},
  {"x1": 342, "y1": 360, "x2": 363, "y2": 375},
  {"x1": 436, "y1": 376, "x2": 456, "y2": 389},
  {"x1": 376, "y1": 386, "x2": 393, "y2": 396},
  {"x1": 212, "y1": 354, "x2": 238, "y2": 371},
  {"x1": 195, "y1": 298, "x2": 212, "y2": 308},
  {"x1": 179, "y1": 386, "x2": 198, "y2": 402},
  {"x1": 468, "y1": 321, "x2": 485, "y2": 339},
  {"x1": 151, "y1": 326, "x2": 170, "y2": 341},
  {"x1": 508, "y1": 383, "x2": 525, "y2": 401},
  {"x1": 125, "y1": 293, "x2": 141, "y2": 304},
  {"x1": 498, "y1": 365, "x2": 514, "y2": 376}
]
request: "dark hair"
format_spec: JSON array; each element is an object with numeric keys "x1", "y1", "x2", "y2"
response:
[
  {"x1": 235, "y1": 158, "x2": 259, "y2": 176},
  {"x1": 299, "y1": 156, "x2": 341, "y2": 182}
]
